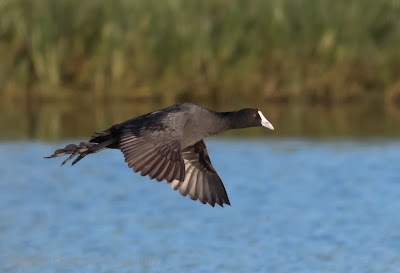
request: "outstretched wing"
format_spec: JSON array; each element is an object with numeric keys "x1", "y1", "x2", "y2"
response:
[
  {"x1": 170, "y1": 140, "x2": 230, "y2": 207},
  {"x1": 118, "y1": 110, "x2": 188, "y2": 183}
]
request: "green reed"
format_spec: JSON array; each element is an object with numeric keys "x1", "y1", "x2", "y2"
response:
[{"x1": 0, "y1": 0, "x2": 399, "y2": 104}]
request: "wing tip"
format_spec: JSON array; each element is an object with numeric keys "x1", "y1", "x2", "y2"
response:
[{"x1": 206, "y1": 199, "x2": 231, "y2": 208}]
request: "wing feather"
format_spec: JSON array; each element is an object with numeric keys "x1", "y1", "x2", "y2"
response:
[
  {"x1": 119, "y1": 123, "x2": 185, "y2": 182},
  {"x1": 172, "y1": 140, "x2": 230, "y2": 207}
]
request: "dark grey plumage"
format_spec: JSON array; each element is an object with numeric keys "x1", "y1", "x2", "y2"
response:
[{"x1": 45, "y1": 103, "x2": 274, "y2": 207}]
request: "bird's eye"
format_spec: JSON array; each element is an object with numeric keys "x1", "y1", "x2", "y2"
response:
[{"x1": 253, "y1": 113, "x2": 257, "y2": 118}]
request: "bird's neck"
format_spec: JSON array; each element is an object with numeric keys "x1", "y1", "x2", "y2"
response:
[{"x1": 215, "y1": 111, "x2": 246, "y2": 131}]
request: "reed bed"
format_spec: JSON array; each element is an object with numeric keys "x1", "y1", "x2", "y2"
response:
[{"x1": 0, "y1": 0, "x2": 399, "y2": 104}]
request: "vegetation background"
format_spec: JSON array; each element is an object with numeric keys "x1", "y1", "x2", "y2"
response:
[{"x1": 0, "y1": 0, "x2": 399, "y2": 139}]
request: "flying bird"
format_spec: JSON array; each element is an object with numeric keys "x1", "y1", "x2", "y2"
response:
[{"x1": 45, "y1": 103, "x2": 274, "y2": 207}]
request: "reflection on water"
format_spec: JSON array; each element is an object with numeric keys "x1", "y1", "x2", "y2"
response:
[{"x1": 1, "y1": 101, "x2": 400, "y2": 140}]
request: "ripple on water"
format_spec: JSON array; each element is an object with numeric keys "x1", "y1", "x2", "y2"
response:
[{"x1": 1, "y1": 139, "x2": 400, "y2": 273}]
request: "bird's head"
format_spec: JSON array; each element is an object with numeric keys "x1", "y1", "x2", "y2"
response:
[{"x1": 232, "y1": 108, "x2": 274, "y2": 130}]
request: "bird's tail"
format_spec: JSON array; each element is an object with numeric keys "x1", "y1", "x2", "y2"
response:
[{"x1": 44, "y1": 138, "x2": 116, "y2": 166}]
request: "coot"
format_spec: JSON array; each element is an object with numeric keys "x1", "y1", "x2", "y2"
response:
[{"x1": 45, "y1": 103, "x2": 274, "y2": 207}]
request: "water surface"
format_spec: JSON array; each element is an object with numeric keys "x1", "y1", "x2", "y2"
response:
[
  {"x1": 1, "y1": 139, "x2": 400, "y2": 272},
  {"x1": 2, "y1": 101, "x2": 400, "y2": 140}
]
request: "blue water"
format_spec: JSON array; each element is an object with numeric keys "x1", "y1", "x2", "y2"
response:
[{"x1": 1, "y1": 139, "x2": 400, "y2": 273}]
